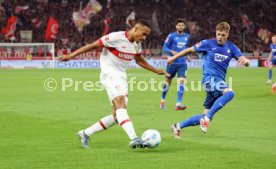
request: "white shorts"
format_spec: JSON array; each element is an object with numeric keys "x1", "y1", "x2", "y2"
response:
[{"x1": 100, "y1": 72, "x2": 128, "y2": 104}]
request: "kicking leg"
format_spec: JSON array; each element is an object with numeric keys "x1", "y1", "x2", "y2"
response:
[
  {"x1": 200, "y1": 88, "x2": 235, "y2": 133},
  {"x1": 205, "y1": 88, "x2": 235, "y2": 120},
  {"x1": 112, "y1": 95, "x2": 145, "y2": 148}
]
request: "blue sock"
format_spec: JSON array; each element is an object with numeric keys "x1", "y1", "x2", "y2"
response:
[
  {"x1": 206, "y1": 91, "x2": 235, "y2": 120},
  {"x1": 179, "y1": 114, "x2": 205, "y2": 128},
  {"x1": 176, "y1": 83, "x2": 184, "y2": 103},
  {"x1": 269, "y1": 69, "x2": 272, "y2": 80},
  {"x1": 161, "y1": 83, "x2": 169, "y2": 100}
]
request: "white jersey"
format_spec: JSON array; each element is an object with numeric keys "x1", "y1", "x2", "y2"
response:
[{"x1": 99, "y1": 31, "x2": 142, "y2": 75}]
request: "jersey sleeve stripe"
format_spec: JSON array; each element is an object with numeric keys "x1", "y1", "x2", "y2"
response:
[{"x1": 98, "y1": 38, "x2": 104, "y2": 47}]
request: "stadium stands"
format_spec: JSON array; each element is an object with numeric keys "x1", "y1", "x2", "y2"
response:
[{"x1": 0, "y1": 0, "x2": 275, "y2": 59}]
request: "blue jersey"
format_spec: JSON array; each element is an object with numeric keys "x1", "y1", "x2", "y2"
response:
[
  {"x1": 270, "y1": 43, "x2": 276, "y2": 60},
  {"x1": 194, "y1": 39, "x2": 243, "y2": 81},
  {"x1": 163, "y1": 32, "x2": 190, "y2": 64}
]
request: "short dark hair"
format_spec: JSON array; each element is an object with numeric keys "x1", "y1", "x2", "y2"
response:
[
  {"x1": 175, "y1": 19, "x2": 186, "y2": 25},
  {"x1": 136, "y1": 19, "x2": 151, "y2": 28}
]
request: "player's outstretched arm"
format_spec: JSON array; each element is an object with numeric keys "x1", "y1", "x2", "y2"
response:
[
  {"x1": 58, "y1": 40, "x2": 103, "y2": 61},
  {"x1": 167, "y1": 46, "x2": 195, "y2": 64},
  {"x1": 237, "y1": 56, "x2": 250, "y2": 67},
  {"x1": 135, "y1": 54, "x2": 170, "y2": 76}
]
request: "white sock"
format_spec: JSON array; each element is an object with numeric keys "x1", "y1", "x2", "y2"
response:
[
  {"x1": 116, "y1": 108, "x2": 137, "y2": 140},
  {"x1": 84, "y1": 114, "x2": 116, "y2": 136}
]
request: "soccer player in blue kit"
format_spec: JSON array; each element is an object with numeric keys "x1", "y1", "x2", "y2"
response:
[
  {"x1": 266, "y1": 35, "x2": 276, "y2": 94},
  {"x1": 160, "y1": 19, "x2": 190, "y2": 110},
  {"x1": 167, "y1": 22, "x2": 249, "y2": 138}
]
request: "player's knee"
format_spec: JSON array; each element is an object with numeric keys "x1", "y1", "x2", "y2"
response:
[
  {"x1": 124, "y1": 95, "x2": 128, "y2": 105},
  {"x1": 112, "y1": 95, "x2": 127, "y2": 109},
  {"x1": 166, "y1": 79, "x2": 172, "y2": 85},
  {"x1": 178, "y1": 78, "x2": 186, "y2": 84},
  {"x1": 224, "y1": 87, "x2": 233, "y2": 93},
  {"x1": 224, "y1": 89, "x2": 235, "y2": 99}
]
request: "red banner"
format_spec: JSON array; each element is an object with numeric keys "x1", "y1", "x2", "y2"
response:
[
  {"x1": 45, "y1": 16, "x2": 59, "y2": 41},
  {"x1": 1, "y1": 16, "x2": 17, "y2": 40}
]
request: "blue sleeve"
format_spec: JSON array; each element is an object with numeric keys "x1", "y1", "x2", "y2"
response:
[
  {"x1": 162, "y1": 34, "x2": 173, "y2": 54},
  {"x1": 187, "y1": 35, "x2": 190, "y2": 47},
  {"x1": 231, "y1": 44, "x2": 243, "y2": 60},
  {"x1": 193, "y1": 40, "x2": 209, "y2": 52}
]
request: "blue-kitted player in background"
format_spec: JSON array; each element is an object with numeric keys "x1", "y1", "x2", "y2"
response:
[
  {"x1": 160, "y1": 19, "x2": 190, "y2": 110},
  {"x1": 167, "y1": 22, "x2": 249, "y2": 138},
  {"x1": 266, "y1": 35, "x2": 276, "y2": 94}
]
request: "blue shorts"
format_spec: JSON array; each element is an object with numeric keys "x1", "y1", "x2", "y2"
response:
[
  {"x1": 202, "y1": 76, "x2": 228, "y2": 109},
  {"x1": 166, "y1": 63, "x2": 187, "y2": 79},
  {"x1": 271, "y1": 59, "x2": 276, "y2": 65}
]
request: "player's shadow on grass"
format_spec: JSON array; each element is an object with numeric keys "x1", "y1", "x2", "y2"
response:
[
  {"x1": 131, "y1": 146, "x2": 186, "y2": 153},
  {"x1": 241, "y1": 92, "x2": 274, "y2": 99}
]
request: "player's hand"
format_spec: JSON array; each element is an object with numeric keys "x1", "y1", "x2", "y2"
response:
[
  {"x1": 58, "y1": 54, "x2": 72, "y2": 61},
  {"x1": 167, "y1": 57, "x2": 175, "y2": 65},
  {"x1": 237, "y1": 57, "x2": 250, "y2": 67},
  {"x1": 156, "y1": 70, "x2": 170, "y2": 77}
]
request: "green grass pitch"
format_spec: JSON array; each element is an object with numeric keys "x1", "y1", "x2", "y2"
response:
[{"x1": 0, "y1": 68, "x2": 275, "y2": 169}]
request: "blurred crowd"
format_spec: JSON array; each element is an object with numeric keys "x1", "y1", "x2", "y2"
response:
[{"x1": 0, "y1": 0, "x2": 275, "y2": 57}]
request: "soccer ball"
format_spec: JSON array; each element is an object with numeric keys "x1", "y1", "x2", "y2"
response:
[{"x1": 141, "y1": 129, "x2": 161, "y2": 148}]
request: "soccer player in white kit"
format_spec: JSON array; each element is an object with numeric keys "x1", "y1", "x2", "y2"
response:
[{"x1": 59, "y1": 20, "x2": 169, "y2": 149}]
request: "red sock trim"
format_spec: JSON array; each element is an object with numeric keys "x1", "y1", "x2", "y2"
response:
[
  {"x1": 120, "y1": 119, "x2": 130, "y2": 126},
  {"x1": 99, "y1": 120, "x2": 106, "y2": 129}
]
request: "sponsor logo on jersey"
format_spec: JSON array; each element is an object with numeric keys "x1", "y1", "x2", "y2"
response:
[
  {"x1": 214, "y1": 53, "x2": 228, "y2": 62},
  {"x1": 177, "y1": 42, "x2": 186, "y2": 48},
  {"x1": 118, "y1": 52, "x2": 135, "y2": 60}
]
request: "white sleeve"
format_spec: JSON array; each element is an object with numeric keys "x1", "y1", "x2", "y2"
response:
[{"x1": 99, "y1": 32, "x2": 121, "y2": 48}]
